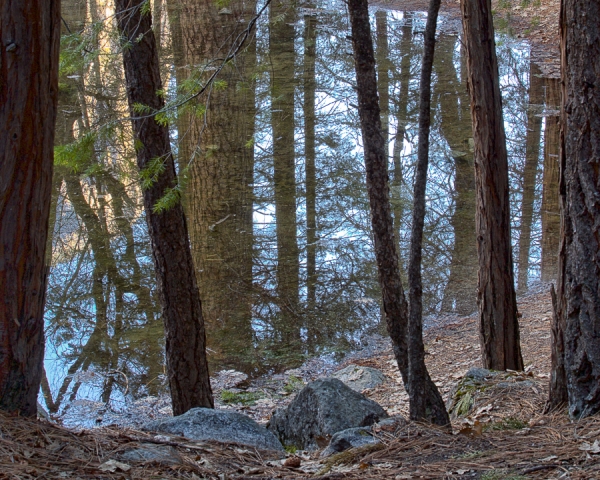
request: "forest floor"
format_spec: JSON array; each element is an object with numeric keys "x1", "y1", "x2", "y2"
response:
[{"x1": 3, "y1": 285, "x2": 600, "y2": 479}]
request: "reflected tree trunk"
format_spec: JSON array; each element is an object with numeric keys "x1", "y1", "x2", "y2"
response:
[
  {"x1": 391, "y1": 13, "x2": 413, "y2": 256},
  {"x1": 177, "y1": 0, "x2": 256, "y2": 371},
  {"x1": 376, "y1": 11, "x2": 390, "y2": 146},
  {"x1": 435, "y1": 34, "x2": 477, "y2": 315},
  {"x1": 517, "y1": 62, "x2": 544, "y2": 293},
  {"x1": 114, "y1": 0, "x2": 214, "y2": 414},
  {"x1": 460, "y1": 0, "x2": 523, "y2": 371},
  {"x1": 540, "y1": 77, "x2": 560, "y2": 282},
  {"x1": 303, "y1": 4, "x2": 318, "y2": 349},
  {"x1": 270, "y1": 0, "x2": 302, "y2": 355},
  {"x1": 0, "y1": 1, "x2": 60, "y2": 416}
]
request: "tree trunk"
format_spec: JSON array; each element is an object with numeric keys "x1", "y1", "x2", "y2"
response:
[
  {"x1": 348, "y1": 0, "x2": 448, "y2": 427},
  {"x1": 551, "y1": 0, "x2": 600, "y2": 418},
  {"x1": 114, "y1": 0, "x2": 213, "y2": 415},
  {"x1": 0, "y1": 1, "x2": 60, "y2": 416},
  {"x1": 407, "y1": 0, "x2": 450, "y2": 426},
  {"x1": 517, "y1": 62, "x2": 544, "y2": 293},
  {"x1": 460, "y1": 0, "x2": 523, "y2": 371}
]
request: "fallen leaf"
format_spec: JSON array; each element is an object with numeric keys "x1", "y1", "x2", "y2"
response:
[
  {"x1": 579, "y1": 440, "x2": 600, "y2": 454},
  {"x1": 98, "y1": 459, "x2": 131, "y2": 473},
  {"x1": 459, "y1": 421, "x2": 483, "y2": 437}
]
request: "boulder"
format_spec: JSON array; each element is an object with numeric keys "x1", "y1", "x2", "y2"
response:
[
  {"x1": 330, "y1": 364, "x2": 388, "y2": 392},
  {"x1": 267, "y1": 378, "x2": 388, "y2": 450},
  {"x1": 319, "y1": 426, "x2": 378, "y2": 457},
  {"x1": 142, "y1": 407, "x2": 284, "y2": 452}
]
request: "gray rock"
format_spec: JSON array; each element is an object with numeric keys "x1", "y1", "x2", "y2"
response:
[
  {"x1": 320, "y1": 427, "x2": 379, "y2": 457},
  {"x1": 142, "y1": 407, "x2": 284, "y2": 452},
  {"x1": 464, "y1": 368, "x2": 495, "y2": 381},
  {"x1": 120, "y1": 444, "x2": 183, "y2": 465},
  {"x1": 330, "y1": 364, "x2": 389, "y2": 392},
  {"x1": 267, "y1": 378, "x2": 388, "y2": 451},
  {"x1": 496, "y1": 380, "x2": 535, "y2": 389}
]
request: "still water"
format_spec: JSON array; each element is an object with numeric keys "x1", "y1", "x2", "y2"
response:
[{"x1": 44, "y1": 0, "x2": 560, "y2": 417}]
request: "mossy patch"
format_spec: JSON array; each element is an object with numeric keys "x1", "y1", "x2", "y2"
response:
[
  {"x1": 481, "y1": 469, "x2": 528, "y2": 480},
  {"x1": 283, "y1": 375, "x2": 305, "y2": 394},
  {"x1": 485, "y1": 417, "x2": 528, "y2": 431},
  {"x1": 220, "y1": 390, "x2": 265, "y2": 406}
]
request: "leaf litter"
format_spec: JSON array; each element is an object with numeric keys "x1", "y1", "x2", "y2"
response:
[{"x1": 2, "y1": 285, "x2": 600, "y2": 478}]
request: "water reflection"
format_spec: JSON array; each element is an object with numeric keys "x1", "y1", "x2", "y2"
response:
[{"x1": 44, "y1": 0, "x2": 560, "y2": 415}]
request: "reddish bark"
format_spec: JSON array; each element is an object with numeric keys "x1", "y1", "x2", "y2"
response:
[
  {"x1": 460, "y1": 0, "x2": 523, "y2": 371},
  {"x1": 407, "y1": 0, "x2": 450, "y2": 426},
  {"x1": 348, "y1": 0, "x2": 448, "y2": 426},
  {"x1": 114, "y1": 0, "x2": 213, "y2": 415},
  {"x1": 0, "y1": 1, "x2": 61, "y2": 416}
]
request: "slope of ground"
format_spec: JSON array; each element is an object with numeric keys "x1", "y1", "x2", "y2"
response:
[{"x1": 2, "y1": 286, "x2": 600, "y2": 479}]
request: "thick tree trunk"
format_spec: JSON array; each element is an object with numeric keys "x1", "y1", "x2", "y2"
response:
[
  {"x1": 348, "y1": 0, "x2": 448, "y2": 426},
  {"x1": 460, "y1": 0, "x2": 523, "y2": 371},
  {"x1": 551, "y1": 0, "x2": 600, "y2": 418},
  {"x1": 407, "y1": 0, "x2": 450, "y2": 426},
  {"x1": 114, "y1": 0, "x2": 213, "y2": 415},
  {"x1": 0, "y1": 1, "x2": 60, "y2": 416},
  {"x1": 517, "y1": 63, "x2": 544, "y2": 293}
]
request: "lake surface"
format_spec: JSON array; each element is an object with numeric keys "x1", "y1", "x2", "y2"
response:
[{"x1": 44, "y1": 0, "x2": 560, "y2": 419}]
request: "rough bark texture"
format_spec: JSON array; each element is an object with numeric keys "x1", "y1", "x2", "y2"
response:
[
  {"x1": 348, "y1": 0, "x2": 448, "y2": 427},
  {"x1": 460, "y1": 0, "x2": 523, "y2": 371},
  {"x1": 114, "y1": 0, "x2": 213, "y2": 415},
  {"x1": 0, "y1": 1, "x2": 60, "y2": 416},
  {"x1": 517, "y1": 63, "x2": 544, "y2": 293},
  {"x1": 407, "y1": 0, "x2": 450, "y2": 426},
  {"x1": 551, "y1": 0, "x2": 600, "y2": 418},
  {"x1": 348, "y1": 0, "x2": 408, "y2": 382}
]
